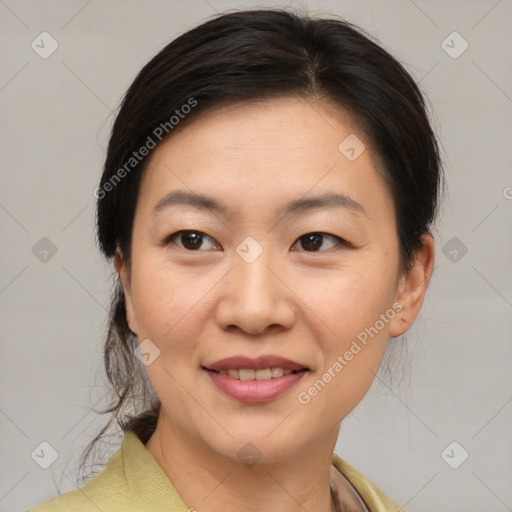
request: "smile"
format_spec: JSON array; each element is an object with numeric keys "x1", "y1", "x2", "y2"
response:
[
  {"x1": 209, "y1": 367, "x2": 300, "y2": 380},
  {"x1": 202, "y1": 355, "x2": 310, "y2": 403}
]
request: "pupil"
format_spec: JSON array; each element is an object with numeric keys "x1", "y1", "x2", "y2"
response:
[
  {"x1": 180, "y1": 232, "x2": 325, "y2": 251},
  {"x1": 301, "y1": 233, "x2": 322, "y2": 251},
  {"x1": 182, "y1": 231, "x2": 202, "y2": 250}
]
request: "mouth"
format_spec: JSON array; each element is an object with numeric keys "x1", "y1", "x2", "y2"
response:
[
  {"x1": 203, "y1": 367, "x2": 307, "y2": 381},
  {"x1": 202, "y1": 355, "x2": 310, "y2": 403}
]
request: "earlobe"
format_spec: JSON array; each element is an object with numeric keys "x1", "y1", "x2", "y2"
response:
[
  {"x1": 114, "y1": 247, "x2": 137, "y2": 334},
  {"x1": 388, "y1": 234, "x2": 435, "y2": 338}
]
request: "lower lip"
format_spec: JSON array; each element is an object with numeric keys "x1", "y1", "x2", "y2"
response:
[{"x1": 204, "y1": 369, "x2": 308, "y2": 403}]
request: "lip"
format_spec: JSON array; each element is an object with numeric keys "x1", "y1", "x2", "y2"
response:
[
  {"x1": 202, "y1": 355, "x2": 310, "y2": 403},
  {"x1": 204, "y1": 355, "x2": 308, "y2": 372},
  {"x1": 204, "y1": 367, "x2": 308, "y2": 403}
]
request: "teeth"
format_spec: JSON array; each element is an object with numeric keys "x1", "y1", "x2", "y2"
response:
[
  {"x1": 216, "y1": 367, "x2": 300, "y2": 381},
  {"x1": 239, "y1": 369, "x2": 256, "y2": 381},
  {"x1": 256, "y1": 368, "x2": 272, "y2": 380},
  {"x1": 227, "y1": 369, "x2": 239, "y2": 379},
  {"x1": 271, "y1": 367, "x2": 284, "y2": 378}
]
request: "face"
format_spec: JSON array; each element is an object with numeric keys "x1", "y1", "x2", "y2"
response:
[{"x1": 117, "y1": 97, "x2": 433, "y2": 464}]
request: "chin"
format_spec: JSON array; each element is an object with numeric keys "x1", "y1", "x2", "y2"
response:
[{"x1": 199, "y1": 420, "x2": 307, "y2": 466}]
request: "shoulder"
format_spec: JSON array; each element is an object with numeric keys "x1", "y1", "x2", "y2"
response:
[
  {"x1": 26, "y1": 440, "x2": 131, "y2": 512},
  {"x1": 331, "y1": 453, "x2": 405, "y2": 512},
  {"x1": 26, "y1": 431, "x2": 189, "y2": 512}
]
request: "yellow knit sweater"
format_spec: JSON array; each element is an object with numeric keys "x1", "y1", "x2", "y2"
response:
[{"x1": 27, "y1": 431, "x2": 405, "y2": 511}]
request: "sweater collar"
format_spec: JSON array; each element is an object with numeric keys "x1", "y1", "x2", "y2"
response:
[{"x1": 121, "y1": 431, "x2": 399, "y2": 511}]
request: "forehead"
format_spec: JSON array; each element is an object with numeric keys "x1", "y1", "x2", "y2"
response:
[
  {"x1": 150, "y1": 97, "x2": 363, "y2": 159},
  {"x1": 138, "y1": 97, "x2": 392, "y2": 221}
]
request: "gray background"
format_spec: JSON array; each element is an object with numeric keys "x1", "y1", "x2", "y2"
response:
[{"x1": 1, "y1": 0, "x2": 511, "y2": 511}]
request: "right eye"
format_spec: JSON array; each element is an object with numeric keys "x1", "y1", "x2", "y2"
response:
[{"x1": 163, "y1": 230, "x2": 221, "y2": 251}]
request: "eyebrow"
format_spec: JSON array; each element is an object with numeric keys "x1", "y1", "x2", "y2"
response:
[{"x1": 151, "y1": 190, "x2": 367, "y2": 218}]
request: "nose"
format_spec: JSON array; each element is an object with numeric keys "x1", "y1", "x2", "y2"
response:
[{"x1": 213, "y1": 249, "x2": 296, "y2": 336}]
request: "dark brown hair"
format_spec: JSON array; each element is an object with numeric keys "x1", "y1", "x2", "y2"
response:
[{"x1": 80, "y1": 8, "x2": 444, "y2": 479}]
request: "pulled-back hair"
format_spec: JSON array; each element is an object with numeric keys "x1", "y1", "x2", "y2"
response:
[{"x1": 80, "y1": 8, "x2": 444, "y2": 479}]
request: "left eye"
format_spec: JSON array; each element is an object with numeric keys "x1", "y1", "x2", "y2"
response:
[
  {"x1": 164, "y1": 230, "x2": 346, "y2": 252},
  {"x1": 291, "y1": 232, "x2": 345, "y2": 252},
  {"x1": 166, "y1": 230, "x2": 219, "y2": 251}
]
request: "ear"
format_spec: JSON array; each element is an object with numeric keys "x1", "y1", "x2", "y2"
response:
[
  {"x1": 388, "y1": 234, "x2": 435, "y2": 338},
  {"x1": 114, "y1": 247, "x2": 138, "y2": 335}
]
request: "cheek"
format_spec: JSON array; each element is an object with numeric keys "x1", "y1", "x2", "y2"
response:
[
  {"x1": 303, "y1": 265, "x2": 397, "y2": 417},
  {"x1": 130, "y1": 253, "x2": 209, "y2": 352},
  {"x1": 129, "y1": 258, "x2": 211, "y2": 409},
  {"x1": 294, "y1": 263, "x2": 397, "y2": 349}
]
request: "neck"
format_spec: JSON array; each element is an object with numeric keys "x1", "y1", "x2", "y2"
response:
[{"x1": 145, "y1": 413, "x2": 340, "y2": 512}]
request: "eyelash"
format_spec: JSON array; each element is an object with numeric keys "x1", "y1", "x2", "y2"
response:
[{"x1": 162, "y1": 230, "x2": 351, "y2": 253}]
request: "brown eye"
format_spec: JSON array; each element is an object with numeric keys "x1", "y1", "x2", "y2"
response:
[
  {"x1": 292, "y1": 232, "x2": 344, "y2": 252},
  {"x1": 167, "y1": 230, "x2": 219, "y2": 251}
]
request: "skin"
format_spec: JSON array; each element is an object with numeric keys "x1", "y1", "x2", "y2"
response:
[{"x1": 115, "y1": 97, "x2": 435, "y2": 512}]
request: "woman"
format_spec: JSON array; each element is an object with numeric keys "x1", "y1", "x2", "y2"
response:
[{"x1": 28, "y1": 8, "x2": 442, "y2": 512}]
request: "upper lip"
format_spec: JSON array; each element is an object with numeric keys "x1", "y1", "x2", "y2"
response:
[{"x1": 204, "y1": 355, "x2": 309, "y2": 372}]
